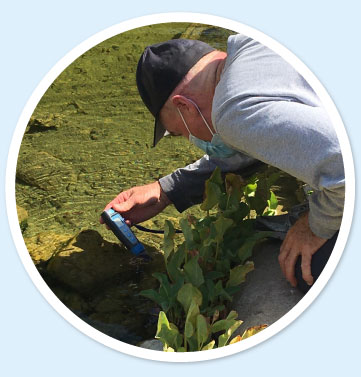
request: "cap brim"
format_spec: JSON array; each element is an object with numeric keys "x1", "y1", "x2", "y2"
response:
[{"x1": 153, "y1": 117, "x2": 167, "y2": 147}]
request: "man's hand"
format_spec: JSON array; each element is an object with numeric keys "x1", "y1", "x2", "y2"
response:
[
  {"x1": 99, "y1": 181, "x2": 171, "y2": 226},
  {"x1": 279, "y1": 212, "x2": 327, "y2": 287}
]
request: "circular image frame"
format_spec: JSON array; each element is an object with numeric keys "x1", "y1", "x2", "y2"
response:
[{"x1": 6, "y1": 12, "x2": 355, "y2": 362}]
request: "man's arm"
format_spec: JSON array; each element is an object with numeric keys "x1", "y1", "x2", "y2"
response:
[
  {"x1": 100, "y1": 152, "x2": 258, "y2": 225},
  {"x1": 159, "y1": 152, "x2": 259, "y2": 212}
]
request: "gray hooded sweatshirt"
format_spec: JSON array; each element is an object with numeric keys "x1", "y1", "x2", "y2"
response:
[{"x1": 159, "y1": 34, "x2": 344, "y2": 239}]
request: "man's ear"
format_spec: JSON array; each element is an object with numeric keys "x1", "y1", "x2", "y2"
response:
[{"x1": 171, "y1": 95, "x2": 197, "y2": 115}]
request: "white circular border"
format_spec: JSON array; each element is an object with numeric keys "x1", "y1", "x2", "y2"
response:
[{"x1": 6, "y1": 12, "x2": 355, "y2": 363}]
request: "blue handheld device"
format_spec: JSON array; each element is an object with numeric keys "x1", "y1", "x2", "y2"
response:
[{"x1": 101, "y1": 208, "x2": 146, "y2": 256}]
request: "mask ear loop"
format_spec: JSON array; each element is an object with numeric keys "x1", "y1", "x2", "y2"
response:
[
  {"x1": 186, "y1": 98, "x2": 214, "y2": 136},
  {"x1": 177, "y1": 108, "x2": 192, "y2": 136}
]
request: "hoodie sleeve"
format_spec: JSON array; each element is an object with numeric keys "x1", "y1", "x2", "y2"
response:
[{"x1": 159, "y1": 152, "x2": 258, "y2": 212}]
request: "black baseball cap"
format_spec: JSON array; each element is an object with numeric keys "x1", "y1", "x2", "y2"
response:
[{"x1": 136, "y1": 39, "x2": 215, "y2": 146}]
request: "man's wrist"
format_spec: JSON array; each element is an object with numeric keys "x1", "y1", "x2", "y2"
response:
[{"x1": 157, "y1": 181, "x2": 172, "y2": 207}]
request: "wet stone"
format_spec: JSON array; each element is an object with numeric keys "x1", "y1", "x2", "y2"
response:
[
  {"x1": 16, "y1": 150, "x2": 77, "y2": 192},
  {"x1": 24, "y1": 232, "x2": 73, "y2": 263}
]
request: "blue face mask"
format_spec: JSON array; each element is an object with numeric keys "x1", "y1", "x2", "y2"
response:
[{"x1": 177, "y1": 100, "x2": 238, "y2": 159}]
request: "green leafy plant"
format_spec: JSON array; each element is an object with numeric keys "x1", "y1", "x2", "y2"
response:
[{"x1": 140, "y1": 167, "x2": 279, "y2": 351}]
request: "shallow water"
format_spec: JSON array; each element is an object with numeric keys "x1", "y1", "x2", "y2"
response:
[{"x1": 15, "y1": 23, "x2": 303, "y2": 345}]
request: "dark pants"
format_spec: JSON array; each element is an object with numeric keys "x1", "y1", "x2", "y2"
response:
[{"x1": 294, "y1": 231, "x2": 338, "y2": 293}]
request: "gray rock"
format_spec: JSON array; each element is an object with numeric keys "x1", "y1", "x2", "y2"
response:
[
  {"x1": 233, "y1": 239, "x2": 304, "y2": 335},
  {"x1": 138, "y1": 339, "x2": 163, "y2": 351}
]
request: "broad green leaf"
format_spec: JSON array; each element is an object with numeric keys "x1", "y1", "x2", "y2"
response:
[
  {"x1": 211, "y1": 319, "x2": 235, "y2": 333},
  {"x1": 201, "y1": 340, "x2": 215, "y2": 351},
  {"x1": 203, "y1": 222, "x2": 218, "y2": 246},
  {"x1": 200, "y1": 181, "x2": 222, "y2": 211},
  {"x1": 227, "y1": 261, "x2": 254, "y2": 287},
  {"x1": 224, "y1": 285, "x2": 241, "y2": 297},
  {"x1": 196, "y1": 314, "x2": 209, "y2": 349},
  {"x1": 184, "y1": 321, "x2": 194, "y2": 338},
  {"x1": 226, "y1": 310, "x2": 238, "y2": 321},
  {"x1": 180, "y1": 218, "x2": 195, "y2": 250},
  {"x1": 213, "y1": 216, "x2": 234, "y2": 242},
  {"x1": 213, "y1": 280, "x2": 223, "y2": 297},
  {"x1": 140, "y1": 284, "x2": 173, "y2": 312},
  {"x1": 205, "y1": 278, "x2": 216, "y2": 303},
  {"x1": 156, "y1": 311, "x2": 182, "y2": 350},
  {"x1": 186, "y1": 335, "x2": 199, "y2": 352},
  {"x1": 219, "y1": 288, "x2": 233, "y2": 302},
  {"x1": 199, "y1": 245, "x2": 213, "y2": 262},
  {"x1": 169, "y1": 277, "x2": 185, "y2": 300},
  {"x1": 225, "y1": 173, "x2": 243, "y2": 195},
  {"x1": 152, "y1": 272, "x2": 171, "y2": 292},
  {"x1": 167, "y1": 244, "x2": 185, "y2": 282},
  {"x1": 215, "y1": 258, "x2": 231, "y2": 275},
  {"x1": 139, "y1": 289, "x2": 164, "y2": 306},
  {"x1": 218, "y1": 320, "x2": 243, "y2": 347},
  {"x1": 163, "y1": 220, "x2": 175, "y2": 262},
  {"x1": 205, "y1": 271, "x2": 225, "y2": 280},
  {"x1": 241, "y1": 324, "x2": 267, "y2": 340},
  {"x1": 177, "y1": 283, "x2": 202, "y2": 314},
  {"x1": 237, "y1": 231, "x2": 271, "y2": 263},
  {"x1": 185, "y1": 301, "x2": 200, "y2": 343},
  {"x1": 184, "y1": 257, "x2": 204, "y2": 287},
  {"x1": 204, "y1": 305, "x2": 225, "y2": 317},
  {"x1": 208, "y1": 166, "x2": 223, "y2": 186},
  {"x1": 224, "y1": 201, "x2": 250, "y2": 223}
]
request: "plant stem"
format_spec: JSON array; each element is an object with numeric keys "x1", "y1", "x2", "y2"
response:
[{"x1": 226, "y1": 193, "x2": 230, "y2": 210}]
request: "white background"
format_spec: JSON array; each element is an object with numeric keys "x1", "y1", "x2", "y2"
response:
[{"x1": 1, "y1": 0, "x2": 360, "y2": 375}]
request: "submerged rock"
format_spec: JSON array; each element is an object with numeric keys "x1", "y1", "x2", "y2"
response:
[
  {"x1": 16, "y1": 150, "x2": 77, "y2": 192},
  {"x1": 45, "y1": 229, "x2": 162, "y2": 295},
  {"x1": 73, "y1": 310, "x2": 143, "y2": 345},
  {"x1": 26, "y1": 116, "x2": 60, "y2": 133},
  {"x1": 24, "y1": 231, "x2": 73, "y2": 263}
]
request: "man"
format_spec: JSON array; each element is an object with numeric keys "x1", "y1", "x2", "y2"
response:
[{"x1": 100, "y1": 34, "x2": 344, "y2": 293}]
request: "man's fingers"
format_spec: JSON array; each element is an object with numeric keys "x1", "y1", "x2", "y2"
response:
[
  {"x1": 112, "y1": 197, "x2": 137, "y2": 213},
  {"x1": 278, "y1": 249, "x2": 287, "y2": 278},
  {"x1": 283, "y1": 251, "x2": 298, "y2": 287},
  {"x1": 278, "y1": 238, "x2": 291, "y2": 277},
  {"x1": 300, "y1": 253, "x2": 314, "y2": 286}
]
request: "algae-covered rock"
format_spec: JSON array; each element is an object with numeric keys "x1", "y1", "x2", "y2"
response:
[
  {"x1": 46, "y1": 229, "x2": 160, "y2": 295},
  {"x1": 16, "y1": 150, "x2": 77, "y2": 192},
  {"x1": 24, "y1": 232, "x2": 73, "y2": 263},
  {"x1": 16, "y1": 205, "x2": 28, "y2": 232},
  {"x1": 25, "y1": 116, "x2": 62, "y2": 133}
]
